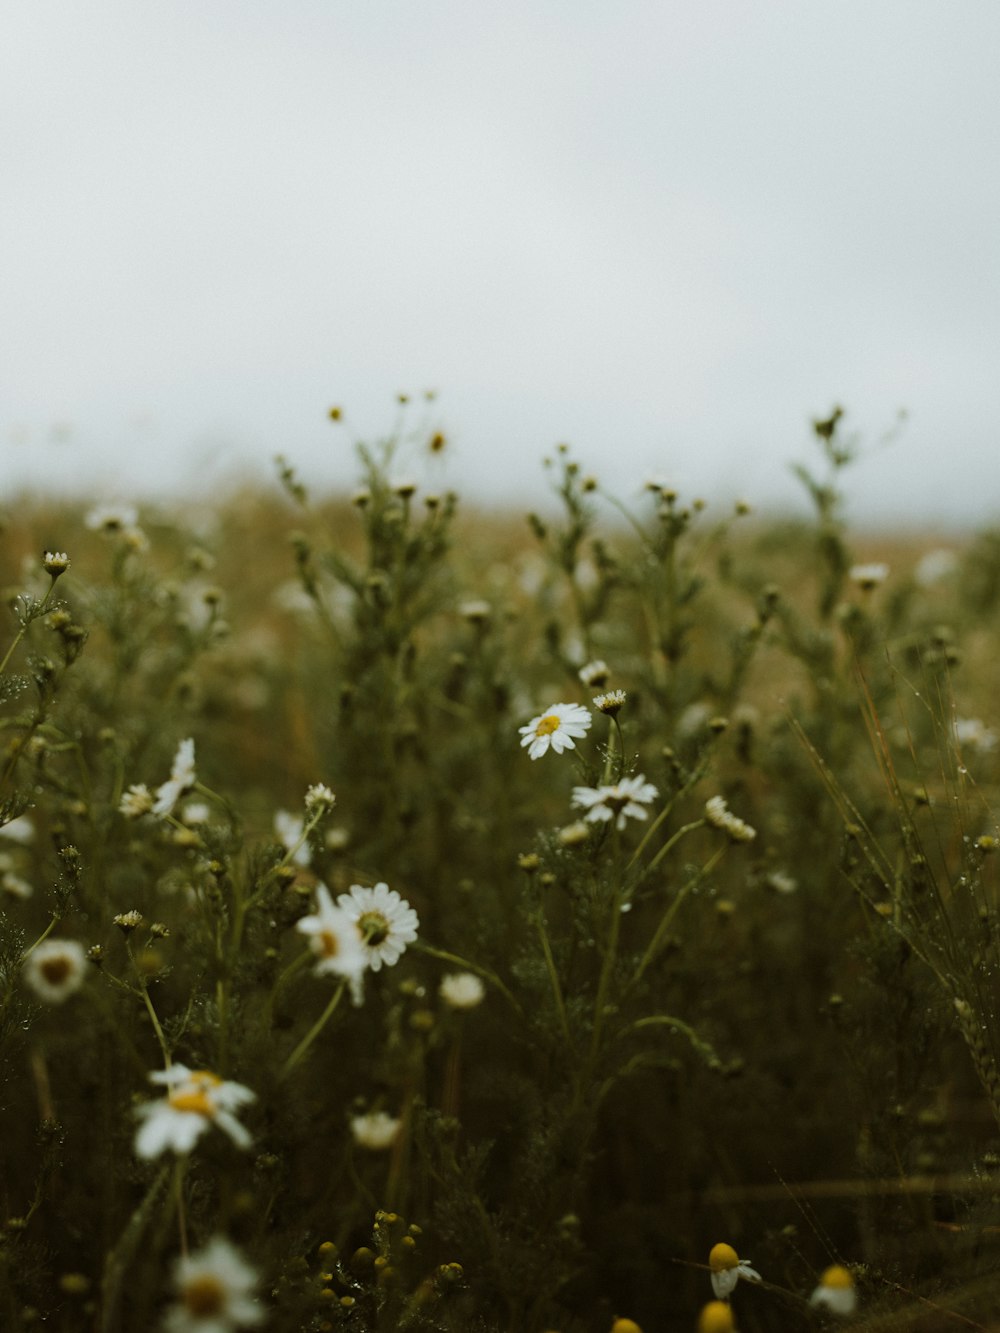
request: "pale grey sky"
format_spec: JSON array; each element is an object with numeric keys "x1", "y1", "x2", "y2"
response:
[{"x1": 3, "y1": 1, "x2": 999, "y2": 525}]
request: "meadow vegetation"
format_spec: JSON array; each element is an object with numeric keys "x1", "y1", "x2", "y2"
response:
[{"x1": 2, "y1": 407, "x2": 1000, "y2": 1331}]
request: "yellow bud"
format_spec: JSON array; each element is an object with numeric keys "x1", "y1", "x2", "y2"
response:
[{"x1": 698, "y1": 1301, "x2": 736, "y2": 1333}]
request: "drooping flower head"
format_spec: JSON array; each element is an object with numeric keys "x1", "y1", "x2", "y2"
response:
[
  {"x1": 336, "y1": 882, "x2": 419, "y2": 973},
  {"x1": 134, "y1": 1065, "x2": 255, "y2": 1159},
  {"x1": 709, "y1": 1242, "x2": 761, "y2": 1300},
  {"x1": 164, "y1": 1236, "x2": 263, "y2": 1332},
  {"x1": 571, "y1": 775, "x2": 658, "y2": 830},
  {"x1": 704, "y1": 796, "x2": 756, "y2": 844},
  {"x1": 519, "y1": 702, "x2": 592, "y2": 760},
  {"x1": 809, "y1": 1265, "x2": 856, "y2": 1315}
]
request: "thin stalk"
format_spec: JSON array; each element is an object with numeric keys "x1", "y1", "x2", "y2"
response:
[
  {"x1": 280, "y1": 980, "x2": 346, "y2": 1079},
  {"x1": 631, "y1": 847, "x2": 725, "y2": 986}
]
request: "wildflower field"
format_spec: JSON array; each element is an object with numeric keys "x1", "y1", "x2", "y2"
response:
[{"x1": 4, "y1": 412, "x2": 1000, "y2": 1333}]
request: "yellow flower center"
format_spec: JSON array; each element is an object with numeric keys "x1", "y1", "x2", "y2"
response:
[
  {"x1": 169, "y1": 1090, "x2": 215, "y2": 1116},
  {"x1": 535, "y1": 714, "x2": 561, "y2": 737},
  {"x1": 359, "y1": 911, "x2": 390, "y2": 947},
  {"x1": 183, "y1": 1273, "x2": 227, "y2": 1316},
  {"x1": 709, "y1": 1242, "x2": 739, "y2": 1272},
  {"x1": 40, "y1": 957, "x2": 72, "y2": 984},
  {"x1": 318, "y1": 929, "x2": 340, "y2": 958},
  {"x1": 820, "y1": 1265, "x2": 853, "y2": 1290}
]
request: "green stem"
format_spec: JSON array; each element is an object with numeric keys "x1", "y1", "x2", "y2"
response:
[
  {"x1": 281, "y1": 981, "x2": 346, "y2": 1079},
  {"x1": 631, "y1": 846, "x2": 725, "y2": 986},
  {"x1": 535, "y1": 914, "x2": 572, "y2": 1048}
]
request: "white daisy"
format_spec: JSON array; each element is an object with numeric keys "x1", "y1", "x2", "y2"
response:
[
  {"x1": 134, "y1": 1065, "x2": 255, "y2": 1159},
  {"x1": 336, "y1": 882, "x2": 419, "y2": 972},
  {"x1": 519, "y1": 702, "x2": 592, "y2": 760},
  {"x1": 849, "y1": 562, "x2": 889, "y2": 590},
  {"x1": 274, "y1": 810, "x2": 310, "y2": 867},
  {"x1": 164, "y1": 1236, "x2": 264, "y2": 1332},
  {"x1": 571, "y1": 775, "x2": 658, "y2": 830},
  {"x1": 809, "y1": 1265, "x2": 856, "y2": 1316},
  {"x1": 954, "y1": 717, "x2": 998, "y2": 753},
  {"x1": 709, "y1": 1243, "x2": 761, "y2": 1300},
  {"x1": 85, "y1": 503, "x2": 139, "y2": 533},
  {"x1": 578, "y1": 660, "x2": 610, "y2": 688},
  {"x1": 23, "y1": 939, "x2": 87, "y2": 1003},
  {"x1": 295, "y1": 884, "x2": 369, "y2": 1002},
  {"x1": 439, "y1": 972, "x2": 485, "y2": 1009},
  {"x1": 350, "y1": 1110, "x2": 402, "y2": 1150},
  {"x1": 153, "y1": 739, "x2": 197, "y2": 818}
]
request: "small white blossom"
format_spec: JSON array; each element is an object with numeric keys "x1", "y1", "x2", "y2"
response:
[
  {"x1": 954, "y1": 717, "x2": 998, "y2": 753},
  {"x1": 571, "y1": 775, "x2": 659, "y2": 830},
  {"x1": 164, "y1": 1236, "x2": 264, "y2": 1332},
  {"x1": 181, "y1": 801, "x2": 211, "y2": 826},
  {"x1": 350, "y1": 1110, "x2": 402, "y2": 1150},
  {"x1": 119, "y1": 784, "x2": 154, "y2": 818},
  {"x1": 2, "y1": 871, "x2": 33, "y2": 899},
  {"x1": 304, "y1": 783, "x2": 336, "y2": 814},
  {"x1": 0, "y1": 815, "x2": 34, "y2": 845},
  {"x1": 153, "y1": 739, "x2": 197, "y2": 818},
  {"x1": 274, "y1": 810, "x2": 310, "y2": 867},
  {"x1": 709, "y1": 1243, "x2": 761, "y2": 1300},
  {"x1": 23, "y1": 939, "x2": 87, "y2": 1003},
  {"x1": 439, "y1": 972, "x2": 485, "y2": 1009},
  {"x1": 849, "y1": 562, "x2": 889, "y2": 590},
  {"x1": 519, "y1": 702, "x2": 592, "y2": 760},
  {"x1": 134, "y1": 1065, "x2": 255, "y2": 1159},
  {"x1": 704, "y1": 796, "x2": 756, "y2": 843},
  {"x1": 337, "y1": 882, "x2": 419, "y2": 973},
  {"x1": 86, "y1": 503, "x2": 139, "y2": 533},
  {"x1": 593, "y1": 689, "x2": 627, "y2": 715},
  {"x1": 578, "y1": 660, "x2": 610, "y2": 688}
]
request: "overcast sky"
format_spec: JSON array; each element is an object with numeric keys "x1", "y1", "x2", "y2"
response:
[{"x1": 3, "y1": 1, "x2": 999, "y2": 526}]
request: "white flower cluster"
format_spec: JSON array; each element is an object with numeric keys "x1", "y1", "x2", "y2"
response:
[
  {"x1": 296, "y1": 881, "x2": 420, "y2": 1006},
  {"x1": 571, "y1": 775, "x2": 658, "y2": 830}
]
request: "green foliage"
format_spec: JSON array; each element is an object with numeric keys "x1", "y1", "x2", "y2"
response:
[{"x1": 0, "y1": 409, "x2": 999, "y2": 1331}]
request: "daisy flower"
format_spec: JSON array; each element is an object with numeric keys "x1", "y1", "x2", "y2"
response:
[
  {"x1": 85, "y1": 503, "x2": 139, "y2": 533},
  {"x1": 571, "y1": 775, "x2": 658, "y2": 830},
  {"x1": 134, "y1": 1065, "x2": 255, "y2": 1159},
  {"x1": 809, "y1": 1265, "x2": 856, "y2": 1315},
  {"x1": 709, "y1": 1242, "x2": 761, "y2": 1299},
  {"x1": 153, "y1": 739, "x2": 197, "y2": 818},
  {"x1": 439, "y1": 972, "x2": 485, "y2": 1009},
  {"x1": 336, "y1": 882, "x2": 419, "y2": 972},
  {"x1": 295, "y1": 884, "x2": 369, "y2": 1002},
  {"x1": 519, "y1": 702, "x2": 592, "y2": 760},
  {"x1": 578, "y1": 660, "x2": 610, "y2": 688},
  {"x1": 849, "y1": 562, "x2": 889, "y2": 591},
  {"x1": 350, "y1": 1110, "x2": 402, "y2": 1150},
  {"x1": 23, "y1": 939, "x2": 87, "y2": 1003},
  {"x1": 164, "y1": 1236, "x2": 263, "y2": 1332}
]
